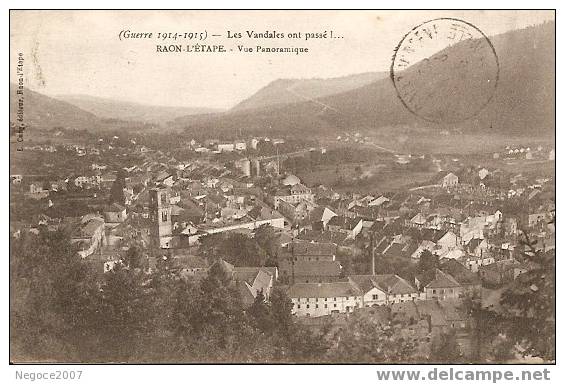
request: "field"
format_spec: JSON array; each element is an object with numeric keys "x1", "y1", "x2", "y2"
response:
[
  {"x1": 363, "y1": 131, "x2": 554, "y2": 156},
  {"x1": 298, "y1": 130, "x2": 555, "y2": 194},
  {"x1": 297, "y1": 163, "x2": 437, "y2": 194}
]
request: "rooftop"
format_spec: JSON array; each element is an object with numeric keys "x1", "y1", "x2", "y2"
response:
[{"x1": 287, "y1": 281, "x2": 361, "y2": 299}]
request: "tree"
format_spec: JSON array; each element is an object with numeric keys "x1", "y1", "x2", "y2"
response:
[
  {"x1": 430, "y1": 330, "x2": 462, "y2": 363},
  {"x1": 10, "y1": 229, "x2": 100, "y2": 362},
  {"x1": 248, "y1": 291, "x2": 274, "y2": 334},
  {"x1": 254, "y1": 224, "x2": 279, "y2": 264},
  {"x1": 123, "y1": 245, "x2": 143, "y2": 270},
  {"x1": 498, "y1": 234, "x2": 555, "y2": 361},
  {"x1": 417, "y1": 250, "x2": 440, "y2": 274},
  {"x1": 199, "y1": 233, "x2": 267, "y2": 267},
  {"x1": 328, "y1": 318, "x2": 423, "y2": 363},
  {"x1": 109, "y1": 170, "x2": 126, "y2": 205},
  {"x1": 269, "y1": 287, "x2": 294, "y2": 338},
  {"x1": 289, "y1": 323, "x2": 331, "y2": 362},
  {"x1": 169, "y1": 262, "x2": 274, "y2": 362},
  {"x1": 95, "y1": 264, "x2": 153, "y2": 362}
]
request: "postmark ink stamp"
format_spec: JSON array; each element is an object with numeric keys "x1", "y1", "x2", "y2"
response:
[{"x1": 391, "y1": 18, "x2": 499, "y2": 124}]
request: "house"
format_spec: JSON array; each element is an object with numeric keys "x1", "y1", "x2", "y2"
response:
[
  {"x1": 234, "y1": 141, "x2": 247, "y2": 151},
  {"x1": 305, "y1": 206, "x2": 338, "y2": 231},
  {"x1": 349, "y1": 274, "x2": 420, "y2": 307},
  {"x1": 274, "y1": 183, "x2": 314, "y2": 208},
  {"x1": 465, "y1": 238, "x2": 489, "y2": 258},
  {"x1": 460, "y1": 213, "x2": 501, "y2": 243},
  {"x1": 100, "y1": 171, "x2": 117, "y2": 186},
  {"x1": 436, "y1": 248, "x2": 465, "y2": 260},
  {"x1": 27, "y1": 182, "x2": 49, "y2": 198},
  {"x1": 478, "y1": 168, "x2": 489, "y2": 180},
  {"x1": 348, "y1": 275, "x2": 388, "y2": 307},
  {"x1": 436, "y1": 230, "x2": 460, "y2": 253},
  {"x1": 410, "y1": 240, "x2": 437, "y2": 259},
  {"x1": 211, "y1": 259, "x2": 278, "y2": 306},
  {"x1": 277, "y1": 199, "x2": 317, "y2": 222},
  {"x1": 416, "y1": 269, "x2": 463, "y2": 300},
  {"x1": 435, "y1": 171, "x2": 459, "y2": 188},
  {"x1": 104, "y1": 203, "x2": 127, "y2": 223},
  {"x1": 439, "y1": 259, "x2": 481, "y2": 293},
  {"x1": 156, "y1": 174, "x2": 175, "y2": 188},
  {"x1": 408, "y1": 213, "x2": 427, "y2": 228},
  {"x1": 288, "y1": 281, "x2": 362, "y2": 317},
  {"x1": 232, "y1": 267, "x2": 277, "y2": 305},
  {"x1": 461, "y1": 254, "x2": 495, "y2": 273},
  {"x1": 368, "y1": 195, "x2": 390, "y2": 207},
  {"x1": 326, "y1": 216, "x2": 363, "y2": 239},
  {"x1": 217, "y1": 142, "x2": 235, "y2": 152}
]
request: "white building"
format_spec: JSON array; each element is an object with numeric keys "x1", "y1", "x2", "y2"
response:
[
  {"x1": 440, "y1": 172, "x2": 459, "y2": 188},
  {"x1": 218, "y1": 143, "x2": 235, "y2": 152},
  {"x1": 348, "y1": 274, "x2": 420, "y2": 307},
  {"x1": 235, "y1": 141, "x2": 247, "y2": 151},
  {"x1": 288, "y1": 282, "x2": 362, "y2": 317}
]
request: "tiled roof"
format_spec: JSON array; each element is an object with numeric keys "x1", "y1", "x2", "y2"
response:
[
  {"x1": 292, "y1": 241, "x2": 336, "y2": 256},
  {"x1": 349, "y1": 274, "x2": 417, "y2": 295},
  {"x1": 373, "y1": 274, "x2": 418, "y2": 295},
  {"x1": 105, "y1": 202, "x2": 125, "y2": 212},
  {"x1": 424, "y1": 269, "x2": 462, "y2": 289},
  {"x1": 297, "y1": 229, "x2": 349, "y2": 245},
  {"x1": 440, "y1": 259, "x2": 480, "y2": 285},
  {"x1": 280, "y1": 259, "x2": 341, "y2": 277},
  {"x1": 287, "y1": 281, "x2": 361, "y2": 299}
]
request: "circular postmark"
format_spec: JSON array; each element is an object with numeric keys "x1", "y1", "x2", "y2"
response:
[{"x1": 390, "y1": 18, "x2": 499, "y2": 124}]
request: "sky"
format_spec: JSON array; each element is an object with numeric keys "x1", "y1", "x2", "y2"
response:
[{"x1": 10, "y1": 10, "x2": 554, "y2": 109}]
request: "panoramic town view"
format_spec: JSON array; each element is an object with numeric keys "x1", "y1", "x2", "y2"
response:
[{"x1": 9, "y1": 10, "x2": 555, "y2": 364}]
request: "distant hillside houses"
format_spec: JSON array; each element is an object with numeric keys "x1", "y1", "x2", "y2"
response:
[{"x1": 436, "y1": 171, "x2": 459, "y2": 188}]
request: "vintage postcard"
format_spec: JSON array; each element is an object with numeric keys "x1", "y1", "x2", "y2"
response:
[{"x1": 9, "y1": 10, "x2": 555, "y2": 366}]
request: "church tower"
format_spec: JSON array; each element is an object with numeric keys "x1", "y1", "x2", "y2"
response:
[{"x1": 150, "y1": 187, "x2": 172, "y2": 249}]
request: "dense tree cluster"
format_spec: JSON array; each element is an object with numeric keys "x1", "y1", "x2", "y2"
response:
[
  {"x1": 459, "y1": 234, "x2": 555, "y2": 362},
  {"x1": 10, "y1": 229, "x2": 326, "y2": 362},
  {"x1": 10, "y1": 227, "x2": 555, "y2": 363},
  {"x1": 109, "y1": 169, "x2": 127, "y2": 206},
  {"x1": 198, "y1": 225, "x2": 281, "y2": 268}
]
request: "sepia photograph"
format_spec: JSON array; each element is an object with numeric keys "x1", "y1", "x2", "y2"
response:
[{"x1": 8, "y1": 9, "x2": 555, "y2": 366}]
